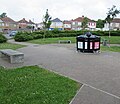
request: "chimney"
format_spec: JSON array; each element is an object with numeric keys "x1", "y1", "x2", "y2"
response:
[{"x1": 82, "y1": 15, "x2": 84, "y2": 18}]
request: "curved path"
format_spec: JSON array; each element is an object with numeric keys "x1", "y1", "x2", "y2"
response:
[{"x1": 0, "y1": 39, "x2": 120, "y2": 104}]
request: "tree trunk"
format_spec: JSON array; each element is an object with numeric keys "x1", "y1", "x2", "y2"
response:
[
  {"x1": 108, "y1": 23, "x2": 111, "y2": 38},
  {"x1": 108, "y1": 23, "x2": 111, "y2": 47}
]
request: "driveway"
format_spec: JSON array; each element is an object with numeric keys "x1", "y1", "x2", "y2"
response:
[{"x1": 0, "y1": 41, "x2": 120, "y2": 104}]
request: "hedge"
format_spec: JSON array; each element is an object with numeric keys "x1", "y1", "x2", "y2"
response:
[
  {"x1": 14, "y1": 30, "x2": 120, "y2": 42},
  {"x1": 0, "y1": 34, "x2": 7, "y2": 43},
  {"x1": 14, "y1": 32, "x2": 33, "y2": 42}
]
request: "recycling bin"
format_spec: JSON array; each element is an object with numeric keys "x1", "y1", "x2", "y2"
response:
[{"x1": 76, "y1": 32, "x2": 101, "y2": 52}]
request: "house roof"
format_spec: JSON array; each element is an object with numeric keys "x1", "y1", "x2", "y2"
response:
[
  {"x1": 72, "y1": 16, "x2": 95, "y2": 22},
  {"x1": 1, "y1": 16, "x2": 16, "y2": 23},
  {"x1": 28, "y1": 20, "x2": 35, "y2": 24},
  {"x1": 112, "y1": 18, "x2": 120, "y2": 23},
  {"x1": 52, "y1": 18, "x2": 62, "y2": 22},
  {"x1": 72, "y1": 17, "x2": 84, "y2": 22},
  {"x1": 63, "y1": 20, "x2": 71, "y2": 24},
  {"x1": 18, "y1": 18, "x2": 29, "y2": 23}
]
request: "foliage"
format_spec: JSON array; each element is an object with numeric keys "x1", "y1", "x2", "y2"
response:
[
  {"x1": 0, "y1": 12, "x2": 7, "y2": 18},
  {"x1": 0, "y1": 34, "x2": 7, "y2": 43},
  {"x1": 33, "y1": 31, "x2": 44, "y2": 35},
  {"x1": 14, "y1": 30, "x2": 120, "y2": 42},
  {"x1": 96, "y1": 19, "x2": 105, "y2": 28},
  {"x1": 31, "y1": 33, "x2": 43, "y2": 39},
  {"x1": 105, "y1": 5, "x2": 120, "y2": 24},
  {"x1": 0, "y1": 66, "x2": 81, "y2": 104},
  {"x1": 14, "y1": 32, "x2": 33, "y2": 42},
  {"x1": 52, "y1": 28, "x2": 61, "y2": 34},
  {"x1": 105, "y1": 5, "x2": 120, "y2": 37},
  {"x1": 26, "y1": 25, "x2": 33, "y2": 29},
  {"x1": 81, "y1": 17, "x2": 88, "y2": 30},
  {"x1": 43, "y1": 9, "x2": 52, "y2": 30}
]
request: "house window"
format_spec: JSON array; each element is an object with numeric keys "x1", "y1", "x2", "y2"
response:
[
  {"x1": 65, "y1": 24, "x2": 68, "y2": 28},
  {"x1": 2, "y1": 23, "x2": 4, "y2": 26},
  {"x1": 72, "y1": 22, "x2": 75, "y2": 25},
  {"x1": 6, "y1": 23, "x2": 9, "y2": 26},
  {"x1": 72, "y1": 28, "x2": 75, "y2": 30},
  {"x1": 115, "y1": 23, "x2": 119, "y2": 27},
  {"x1": 78, "y1": 22, "x2": 81, "y2": 26},
  {"x1": 14, "y1": 24, "x2": 16, "y2": 27}
]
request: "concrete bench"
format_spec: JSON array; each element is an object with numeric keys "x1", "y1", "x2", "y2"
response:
[
  {"x1": 0, "y1": 49, "x2": 24, "y2": 63},
  {"x1": 58, "y1": 40, "x2": 71, "y2": 44}
]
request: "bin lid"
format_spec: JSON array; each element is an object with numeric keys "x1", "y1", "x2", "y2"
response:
[{"x1": 77, "y1": 32, "x2": 100, "y2": 38}]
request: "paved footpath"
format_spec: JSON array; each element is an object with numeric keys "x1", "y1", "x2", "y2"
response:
[{"x1": 1, "y1": 39, "x2": 120, "y2": 104}]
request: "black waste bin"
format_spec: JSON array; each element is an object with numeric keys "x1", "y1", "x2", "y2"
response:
[{"x1": 76, "y1": 32, "x2": 101, "y2": 53}]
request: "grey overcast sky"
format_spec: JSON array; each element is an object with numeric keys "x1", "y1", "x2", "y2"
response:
[{"x1": 0, "y1": 0, "x2": 120, "y2": 23}]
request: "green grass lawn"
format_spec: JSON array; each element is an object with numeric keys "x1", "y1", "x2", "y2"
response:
[
  {"x1": 101, "y1": 46, "x2": 120, "y2": 52},
  {"x1": 28, "y1": 36, "x2": 120, "y2": 52},
  {"x1": 0, "y1": 66, "x2": 81, "y2": 104},
  {"x1": 28, "y1": 37, "x2": 76, "y2": 44},
  {"x1": 101, "y1": 36, "x2": 120, "y2": 44},
  {"x1": 28, "y1": 36, "x2": 120, "y2": 44},
  {"x1": 0, "y1": 43, "x2": 25, "y2": 50}
]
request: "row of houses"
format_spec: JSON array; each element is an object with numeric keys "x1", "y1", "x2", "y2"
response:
[
  {"x1": 37, "y1": 16, "x2": 96, "y2": 31},
  {"x1": 0, "y1": 17, "x2": 35, "y2": 33},
  {"x1": 1, "y1": 16, "x2": 120, "y2": 33},
  {"x1": 37, "y1": 16, "x2": 120, "y2": 31}
]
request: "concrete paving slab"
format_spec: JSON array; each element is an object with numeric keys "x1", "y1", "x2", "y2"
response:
[{"x1": 71, "y1": 85, "x2": 120, "y2": 104}]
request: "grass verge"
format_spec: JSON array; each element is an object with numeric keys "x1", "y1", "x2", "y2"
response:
[
  {"x1": 0, "y1": 43, "x2": 25, "y2": 50},
  {"x1": 28, "y1": 36, "x2": 120, "y2": 44},
  {"x1": 28, "y1": 37, "x2": 76, "y2": 44},
  {"x1": 0, "y1": 66, "x2": 81, "y2": 104},
  {"x1": 101, "y1": 36, "x2": 120, "y2": 44},
  {"x1": 101, "y1": 46, "x2": 120, "y2": 52}
]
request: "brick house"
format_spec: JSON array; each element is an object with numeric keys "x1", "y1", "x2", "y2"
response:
[
  {"x1": 0, "y1": 16, "x2": 17, "y2": 33},
  {"x1": 17, "y1": 18, "x2": 29, "y2": 29},
  {"x1": 71, "y1": 16, "x2": 96, "y2": 30},
  {"x1": 63, "y1": 20, "x2": 72, "y2": 30}
]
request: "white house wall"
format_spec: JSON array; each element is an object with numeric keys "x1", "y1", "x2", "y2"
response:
[
  {"x1": 104, "y1": 22, "x2": 120, "y2": 30},
  {"x1": 64, "y1": 24, "x2": 71, "y2": 28},
  {"x1": 88, "y1": 22, "x2": 96, "y2": 29},
  {"x1": 50, "y1": 22, "x2": 63, "y2": 28}
]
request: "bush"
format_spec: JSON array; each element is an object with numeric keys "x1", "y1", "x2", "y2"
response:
[
  {"x1": 51, "y1": 28, "x2": 61, "y2": 34},
  {"x1": 14, "y1": 30, "x2": 120, "y2": 42},
  {"x1": 0, "y1": 34, "x2": 7, "y2": 43},
  {"x1": 44, "y1": 31, "x2": 53, "y2": 38},
  {"x1": 103, "y1": 31, "x2": 120, "y2": 36},
  {"x1": 33, "y1": 31, "x2": 44, "y2": 34},
  {"x1": 14, "y1": 32, "x2": 33, "y2": 42},
  {"x1": 31, "y1": 33, "x2": 43, "y2": 39}
]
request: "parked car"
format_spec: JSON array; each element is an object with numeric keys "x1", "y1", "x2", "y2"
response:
[{"x1": 9, "y1": 31, "x2": 17, "y2": 36}]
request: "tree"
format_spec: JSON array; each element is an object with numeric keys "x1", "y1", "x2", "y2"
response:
[
  {"x1": 81, "y1": 17, "x2": 88, "y2": 30},
  {"x1": 0, "y1": 13, "x2": 7, "y2": 18},
  {"x1": 96, "y1": 19, "x2": 105, "y2": 29},
  {"x1": 42, "y1": 9, "x2": 52, "y2": 38},
  {"x1": 105, "y1": 5, "x2": 120, "y2": 37},
  {"x1": 43, "y1": 9, "x2": 52, "y2": 30}
]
